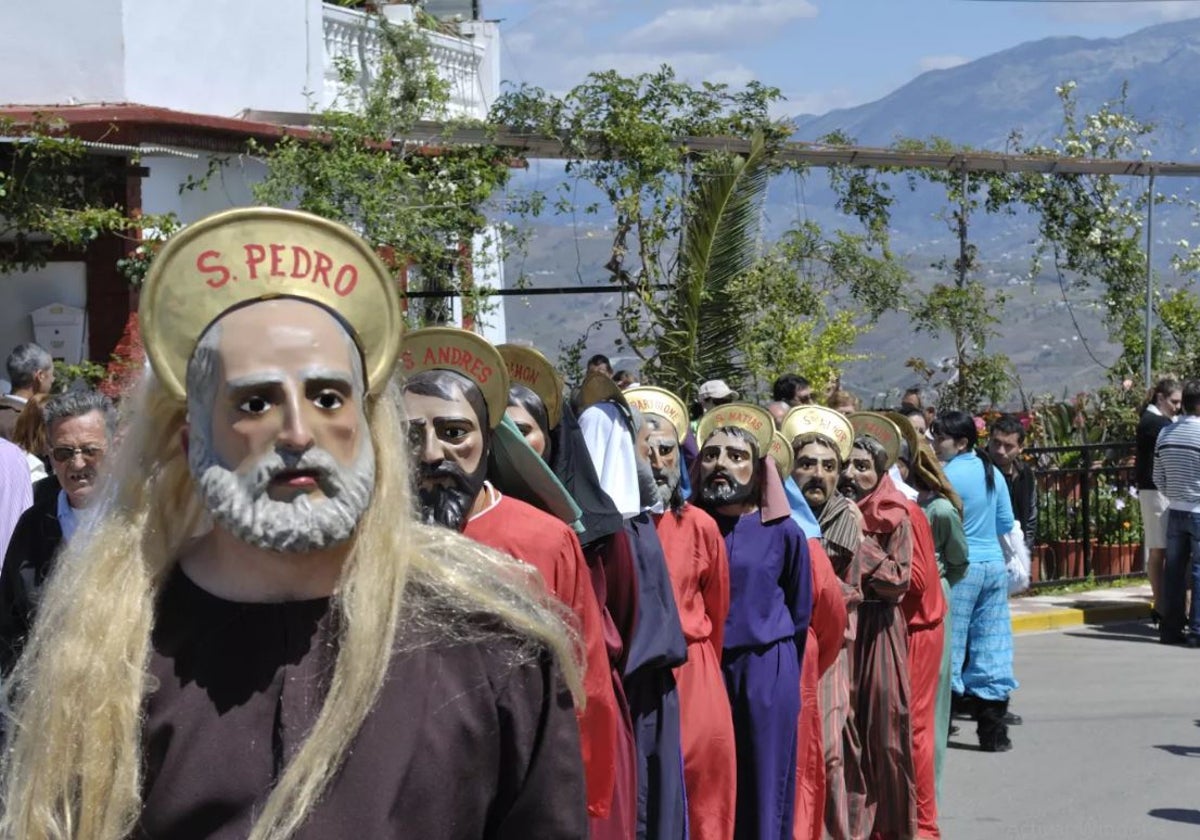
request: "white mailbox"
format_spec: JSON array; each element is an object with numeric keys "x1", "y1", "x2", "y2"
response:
[{"x1": 31, "y1": 303, "x2": 87, "y2": 365}]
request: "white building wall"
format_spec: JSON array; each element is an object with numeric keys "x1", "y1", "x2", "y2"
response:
[
  {"x1": 121, "y1": 0, "x2": 324, "y2": 116},
  {"x1": 0, "y1": 1, "x2": 487, "y2": 120},
  {"x1": 0, "y1": 0, "x2": 125, "y2": 105},
  {"x1": 0, "y1": 263, "x2": 88, "y2": 366},
  {"x1": 0, "y1": 0, "x2": 324, "y2": 115},
  {"x1": 1, "y1": 1, "x2": 505, "y2": 343},
  {"x1": 470, "y1": 227, "x2": 506, "y2": 344},
  {"x1": 139, "y1": 155, "x2": 266, "y2": 222}
]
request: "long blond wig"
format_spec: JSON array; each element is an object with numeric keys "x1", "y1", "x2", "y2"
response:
[{"x1": 0, "y1": 372, "x2": 583, "y2": 840}]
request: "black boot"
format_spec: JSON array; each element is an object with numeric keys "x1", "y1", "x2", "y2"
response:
[
  {"x1": 976, "y1": 698, "x2": 1013, "y2": 753},
  {"x1": 951, "y1": 692, "x2": 979, "y2": 720}
]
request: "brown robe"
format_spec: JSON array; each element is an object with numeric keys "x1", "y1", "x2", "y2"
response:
[
  {"x1": 137, "y1": 569, "x2": 587, "y2": 839},
  {"x1": 849, "y1": 476, "x2": 915, "y2": 840}
]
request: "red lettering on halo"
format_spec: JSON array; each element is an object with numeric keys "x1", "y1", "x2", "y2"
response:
[
  {"x1": 291, "y1": 246, "x2": 312, "y2": 278},
  {"x1": 418, "y1": 345, "x2": 494, "y2": 386},
  {"x1": 269, "y1": 243, "x2": 287, "y2": 277},
  {"x1": 401, "y1": 350, "x2": 414, "y2": 370},
  {"x1": 243, "y1": 244, "x2": 266, "y2": 279},
  {"x1": 512, "y1": 363, "x2": 537, "y2": 386},
  {"x1": 196, "y1": 249, "x2": 231, "y2": 289},
  {"x1": 334, "y1": 264, "x2": 357, "y2": 297},
  {"x1": 312, "y1": 251, "x2": 333, "y2": 288}
]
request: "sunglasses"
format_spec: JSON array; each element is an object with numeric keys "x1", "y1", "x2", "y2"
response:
[{"x1": 50, "y1": 445, "x2": 105, "y2": 464}]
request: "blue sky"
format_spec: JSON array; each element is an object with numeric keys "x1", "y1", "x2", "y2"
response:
[{"x1": 487, "y1": 0, "x2": 1200, "y2": 116}]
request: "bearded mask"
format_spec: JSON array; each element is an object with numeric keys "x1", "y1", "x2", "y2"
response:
[
  {"x1": 185, "y1": 309, "x2": 376, "y2": 554},
  {"x1": 191, "y1": 440, "x2": 376, "y2": 553},
  {"x1": 654, "y1": 461, "x2": 682, "y2": 507},
  {"x1": 699, "y1": 462, "x2": 758, "y2": 508},
  {"x1": 414, "y1": 454, "x2": 489, "y2": 530},
  {"x1": 403, "y1": 369, "x2": 493, "y2": 532}
]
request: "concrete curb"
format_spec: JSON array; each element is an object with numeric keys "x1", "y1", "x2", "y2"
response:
[{"x1": 1011, "y1": 602, "x2": 1152, "y2": 634}]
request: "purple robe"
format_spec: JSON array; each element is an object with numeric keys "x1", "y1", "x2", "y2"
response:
[{"x1": 713, "y1": 511, "x2": 812, "y2": 840}]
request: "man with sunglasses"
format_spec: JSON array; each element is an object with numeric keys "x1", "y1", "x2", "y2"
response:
[{"x1": 0, "y1": 389, "x2": 115, "y2": 672}]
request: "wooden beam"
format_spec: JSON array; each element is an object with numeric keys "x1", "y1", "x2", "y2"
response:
[{"x1": 239, "y1": 110, "x2": 1200, "y2": 178}]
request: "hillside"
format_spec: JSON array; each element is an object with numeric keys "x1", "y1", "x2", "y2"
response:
[{"x1": 793, "y1": 17, "x2": 1200, "y2": 156}]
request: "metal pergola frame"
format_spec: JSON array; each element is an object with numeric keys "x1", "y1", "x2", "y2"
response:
[{"x1": 244, "y1": 110, "x2": 1200, "y2": 384}]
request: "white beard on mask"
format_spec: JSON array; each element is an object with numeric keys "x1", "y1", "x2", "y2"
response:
[
  {"x1": 635, "y1": 456, "x2": 660, "y2": 511},
  {"x1": 188, "y1": 426, "x2": 376, "y2": 554},
  {"x1": 653, "y1": 464, "x2": 681, "y2": 507}
]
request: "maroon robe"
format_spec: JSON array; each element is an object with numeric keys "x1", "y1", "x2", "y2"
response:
[{"x1": 139, "y1": 569, "x2": 586, "y2": 839}]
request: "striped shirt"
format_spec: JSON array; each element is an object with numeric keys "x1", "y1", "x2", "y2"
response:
[{"x1": 1153, "y1": 415, "x2": 1200, "y2": 511}]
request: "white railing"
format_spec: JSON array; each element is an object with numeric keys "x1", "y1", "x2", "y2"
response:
[{"x1": 321, "y1": 3, "x2": 488, "y2": 120}]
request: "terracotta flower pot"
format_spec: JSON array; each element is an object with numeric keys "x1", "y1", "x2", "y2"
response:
[
  {"x1": 1050, "y1": 540, "x2": 1085, "y2": 580},
  {"x1": 1092, "y1": 543, "x2": 1140, "y2": 577}
]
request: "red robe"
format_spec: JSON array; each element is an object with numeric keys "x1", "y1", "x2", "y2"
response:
[
  {"x1": 900, "y1": 500, "x2": 948, "y2": 840},
  {"x1": 464, "y1": 491, "x2": 619, "y2": 820},
  {"x1": 794, "y1": 538, "x2": 849, "y2": 840},
  {"x1": 582, "y1": 530, "x2": 639, "y2": 840},
  {"x1": 653, "y1": 503, "x2": 736, "y2": 840}
]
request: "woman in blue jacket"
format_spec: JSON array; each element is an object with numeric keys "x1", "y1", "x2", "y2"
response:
[{"x1": 931, "y1": 410, "x2": 1018, "y2": 752}]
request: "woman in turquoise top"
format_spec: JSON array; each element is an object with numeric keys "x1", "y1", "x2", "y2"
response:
[{"x1": 931, "y1": 410, "x2": 1018, "y2": 753}]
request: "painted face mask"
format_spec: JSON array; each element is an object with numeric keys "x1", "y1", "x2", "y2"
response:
[{"x1": 186, "y1": 300, "x2": 375, "y2": 553}]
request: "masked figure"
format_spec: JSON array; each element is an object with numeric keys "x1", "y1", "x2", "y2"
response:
[
  {"x1": 400, "y1": 328, "x2": 619, "y2": 826},
  {"x1": 771, "y1": 427, "x2": 847, "y2": 840},
  {"x1": 577, "y1": 376, "x2": 689, "y2": 840},
  {"x1": 783, "y1": 406, "x2": 865, "y2": 840},
  {"x1": 841, "y1": 414, "x2": 917, "y2": 840},
  {"x1": 884, "y1": 412, "x2": 950, "y2": 840},
  {"x1": 501, "y1": 344, "x2": 638, "y2": 840},
  {"x1": 0, "y1": 208, "x2": 587, "y2": 839},
  {"x1": 626, "y1": 386, "x2": 737, "y2": 840},
  {"x1": 694, "y1": 403, "x2": 811, "y2": 840}
]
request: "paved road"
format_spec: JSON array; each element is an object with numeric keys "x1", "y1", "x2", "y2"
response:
[{"x1": 940, "y1": 619, "x2": 1200, "y2": 839}]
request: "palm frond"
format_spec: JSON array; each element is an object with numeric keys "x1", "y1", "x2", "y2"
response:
[{"x1": 657, "y1": 132, "x2": 772, "y2": 401}]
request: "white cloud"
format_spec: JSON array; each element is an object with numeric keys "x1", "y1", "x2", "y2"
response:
[
  {"x1": 917, "y1": 54, "x2": 969, "y2": 73},
  {"x1": 625, "y1": 0, "x2": 819, "y2": 50},
  {"x1": 496, "y1": 1, "x2": 822, "y2": 100},
  {"x1": 562, "y1": 50, "x2": 757, "y2": 88}
]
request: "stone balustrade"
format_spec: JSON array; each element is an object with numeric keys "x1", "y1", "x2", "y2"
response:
[{"x1": 321, "y1": 3, "x2": 488, "y2": 120}]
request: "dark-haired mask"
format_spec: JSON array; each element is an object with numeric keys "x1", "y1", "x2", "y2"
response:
[
  {"x1": 403, "y1": 389, "x2": 489, "y2": 531},
  {"x1": 698, "y1": 430, "x2": 758, "y2": 509}
]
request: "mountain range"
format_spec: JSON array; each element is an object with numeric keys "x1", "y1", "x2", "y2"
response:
[
  {"x1": 501, "y1": 17, "x2": 1200, "y2": 404},
  {"x1": 794, "y1": 17, "x2": 1200, "y2": 157}
]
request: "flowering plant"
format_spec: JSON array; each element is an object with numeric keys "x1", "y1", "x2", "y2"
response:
[
  {"x1": 116, "y1": 216, "x2": 182, "y2": 288},
  {"x1": 1038, "y1": 491, "x2": 1079, "y2": 542},
  {"x1": 1093, "y1": 476, "x2": 1141, "y2": 545}
]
